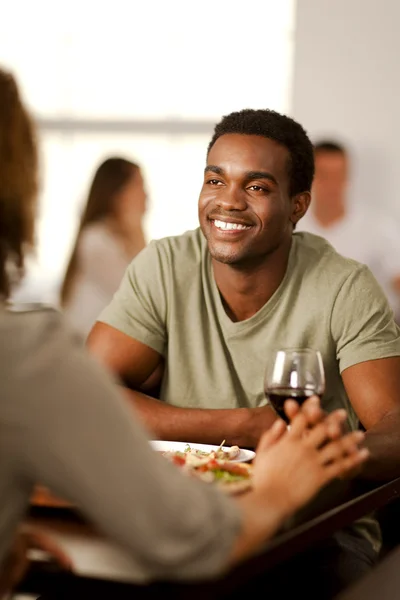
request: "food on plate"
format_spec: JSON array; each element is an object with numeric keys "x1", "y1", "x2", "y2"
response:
[
  {"x1": 161, "y1": 442, "x2": 241, "y2": 462},
  {"x1": 161, "y1": 449, "x2": 253, "y2": 494}
]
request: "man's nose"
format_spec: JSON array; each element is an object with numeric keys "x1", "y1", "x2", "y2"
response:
[{"x1": 215, "y1": 186, "x2": 247, "y2": 211}]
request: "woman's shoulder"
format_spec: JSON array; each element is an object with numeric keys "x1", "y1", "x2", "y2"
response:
[
  {"x1": 79, "y1": 222, "x2": 118, "y2": 250},
  {"x1": 75, "y1": 223, "x2": 126, "y2": 268},
  {"x1": 0, "y1": 305, "x2": 82, "y2": 367}
]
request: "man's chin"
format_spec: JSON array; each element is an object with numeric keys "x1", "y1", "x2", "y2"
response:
[
  {"x1": 208, "y1": 244, "x2": 245, "y2": 265},
  {"x1": 211, "y1": 254, "x2": 238, "y2": 265}
]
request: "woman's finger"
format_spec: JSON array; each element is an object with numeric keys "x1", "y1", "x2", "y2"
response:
[
  {"x1": 284, "y1": 396, "x2": 322, "y2": 425},
  {"x1": 323, "y1": 447, "x2": 370, "y2": 481},
  {"x1": 304, "y1": 409, "x2": 348, "y2": 448},
  {"x1": 318, "y1": 431, "x2": 366, "y2": 465},
  {"x1": 24, "y1": 530, "x2": 73, "y2": 571},
  {"x1": 257, "y1": 418, "x2": 287, "y2": 452},
  {"x1": 287, "y1": 410, "x2": 309, "y2": 438},
  {"x1": 283, "y1": 399, "x2": 300, "y2": 422},
  {"x1": 323, "y1": 409, "x2": 348, "y2": 440}
]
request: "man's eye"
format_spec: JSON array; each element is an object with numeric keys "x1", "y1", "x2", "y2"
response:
[
  {"x1": 207, "y1": 179, "x2": 222, "y2": 186},
  {"x1": 249, "y1": 185, "x2": 268, "y2": 192}
]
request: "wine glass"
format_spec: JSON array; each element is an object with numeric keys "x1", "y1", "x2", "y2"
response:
[{"x1": 264, "y1": 348, "x2": 325, "y2": 424}]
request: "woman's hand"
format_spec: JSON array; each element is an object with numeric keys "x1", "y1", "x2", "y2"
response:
[
  {"x1": 251, "y1": 398, "x2": 369, "y2": 519},
  {"x1": 0, "y1": 526, "x2": 73, "y2": 598}
]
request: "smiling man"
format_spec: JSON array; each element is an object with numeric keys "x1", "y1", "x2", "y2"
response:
[
  {"x1": 87, "y1": 111, "x2": 319, "y2": 448},
  {"x1": 87, "y1": 109, "x2": 400, "y2": 597},
  {"x1": 87, "y1": 109, "x2": 400, "y2": 460}
]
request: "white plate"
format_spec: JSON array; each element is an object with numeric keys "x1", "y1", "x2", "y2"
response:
[{"x1": 150, "y1": 440, "x2": 255, "y2": 463}]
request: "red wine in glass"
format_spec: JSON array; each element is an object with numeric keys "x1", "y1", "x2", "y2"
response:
[{"x1": 264, "y1": 349, "x2": 325, "y2": 425}]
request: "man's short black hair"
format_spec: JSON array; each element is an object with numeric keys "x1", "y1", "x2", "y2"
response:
[
  {"x1": 313, "y1": 140, "x2": 347, "y2": 155},
  {"x1": 207, "y1": 108, "x2": 315, "y2": 196}
]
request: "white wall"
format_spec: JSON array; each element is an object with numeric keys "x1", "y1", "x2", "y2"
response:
[{"x1": 291, "y1": 0, "x2": 400, "y2": 217}]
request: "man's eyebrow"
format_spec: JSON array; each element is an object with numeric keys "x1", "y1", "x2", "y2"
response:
[
  {"x1": 204, "y1": 166, "x2": 278, "y2": 185},
  {"x1": 245, "y1": 171, "x2": 278, "y2": 185},
  {"x1": 204, "y1": 165, "x2": 223, "y2": 175}
]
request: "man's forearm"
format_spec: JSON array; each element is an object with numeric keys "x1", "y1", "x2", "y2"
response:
[
  {"x1": 121, "y1": 387, "x2": 276, "y2": 448},
  {"x1": 362, "y1": 410, "x2": 400, "y2": 481}
]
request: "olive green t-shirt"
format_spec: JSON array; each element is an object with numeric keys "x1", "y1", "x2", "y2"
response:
[
  {"x1": 100, "y1": 229, "x2": 400, "y2": 427},
  {"x1": 100, "y1": 228, "x2": 400, "y2": 553}
]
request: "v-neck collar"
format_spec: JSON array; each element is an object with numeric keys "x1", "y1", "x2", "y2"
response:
[{"x1": 207, "y1": 237, "x2": 297, "y2": 338}]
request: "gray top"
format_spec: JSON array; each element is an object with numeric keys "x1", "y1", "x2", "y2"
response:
[{"x1": 0, "y1": 306, "x2": 241, "y2": 582}]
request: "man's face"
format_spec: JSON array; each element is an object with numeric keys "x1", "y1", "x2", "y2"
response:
[
  {"x1": 198, "y1": 134, "x2": 296, "y2": 265},
  {"x1": 313, "y1": 151, "x2": 348, "y2": 204}
]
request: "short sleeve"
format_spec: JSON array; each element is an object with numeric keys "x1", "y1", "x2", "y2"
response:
[
  {"x1": 330, "y1": 264, "x2": 400, "y2": 372},
  {"x1": 98, "y1": 241, "x2": 167, "y2": 355}
]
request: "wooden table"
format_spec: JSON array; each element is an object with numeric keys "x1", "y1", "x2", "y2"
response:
[{"x1": 17, "y1": 476, "x2": 400, "y2": 598}]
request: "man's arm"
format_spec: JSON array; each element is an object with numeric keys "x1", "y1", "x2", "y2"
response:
[
  {"x1": 342, "y1": 356, "x2": 400, "y2": 481},
  {"x1": 87, "y1": 322, "x2": 277, "y2": 447}
]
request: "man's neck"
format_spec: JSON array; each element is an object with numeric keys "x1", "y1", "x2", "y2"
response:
[
  {"x1": 212, "y1": 239, "x2": 292, "y2": 323},
  {"x1": 312, "y1": 197, "x2": 346, "y2": 228}
]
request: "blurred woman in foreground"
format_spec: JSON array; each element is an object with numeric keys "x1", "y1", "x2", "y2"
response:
[
  {"x1": 60, "y1": 156, "x2": 147, "y2": 338},
  {"x1": 0, "y1": 67, "x2": 368, "y2": 595}
]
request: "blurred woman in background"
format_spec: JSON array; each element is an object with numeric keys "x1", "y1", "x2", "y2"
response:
[{"x1": 60, "y1": 156, "x2": 147, "y2": 338}]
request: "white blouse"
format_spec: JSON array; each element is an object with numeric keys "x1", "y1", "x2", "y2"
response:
[{"x1": 64, "y1": 222, "x2": 133, "y2": 339}]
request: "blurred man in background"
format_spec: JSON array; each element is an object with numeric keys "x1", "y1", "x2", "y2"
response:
[{"x1": 298, "y1": 141, "x2": 400, "y2": 320}]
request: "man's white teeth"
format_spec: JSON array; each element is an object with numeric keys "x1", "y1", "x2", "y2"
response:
[{"x1": 213, "y1": 219, "x2": 251, "y2": 231}]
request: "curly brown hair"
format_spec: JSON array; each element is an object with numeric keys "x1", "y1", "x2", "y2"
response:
[{"x1": 0, "y1": 68, "x2": 38, "y2": 299}]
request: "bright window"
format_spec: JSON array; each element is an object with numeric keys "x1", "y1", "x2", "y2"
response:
[{"x1": 3, "y1": 0, "x2": 296, "y2": 301}]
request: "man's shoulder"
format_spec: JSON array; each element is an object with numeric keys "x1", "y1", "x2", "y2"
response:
[
  {"x1": 151, "y1": 227, "x2": 203, "y2": 251},
  {"x1": 293, "y1": 231, "x2": 366, "y2": 277},
  {"x1": 146, "y1": 227, "x2": 206, "y2": 267}
]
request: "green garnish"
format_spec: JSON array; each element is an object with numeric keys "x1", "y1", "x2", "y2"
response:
[{"x1": 212, "y1": 470, "x2": 248, "y2": 482}]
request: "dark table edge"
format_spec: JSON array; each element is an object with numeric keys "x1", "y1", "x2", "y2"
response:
[
  {"x1": 225, "y1": 475, "x2": 400, "y2": 581},
  {"x1": 21, "y1": 476, "x2": 400, "y2": 597}
]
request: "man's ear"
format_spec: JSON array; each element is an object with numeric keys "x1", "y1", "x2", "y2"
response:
[{"x1": 290, "y1": 192, "x2": 311, "y2": 226}]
